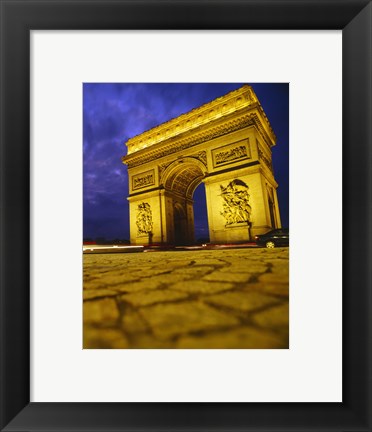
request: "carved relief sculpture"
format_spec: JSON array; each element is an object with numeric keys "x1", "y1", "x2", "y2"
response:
[
  {"x1": 215, "y1": 145, "x2": 247, "y2": 165},
  {"x1": 192, "y1": 150, "x2": 207, "y2": 167},
  {"x1": 136, "y1": 202, "x2": 153, "y2": 235},
  {"x1": 132, "y1": 170, "x2": 155, "y2": 190},
  {"x1": 220, "y1": 179, "x2": 251, "y2": 225}
]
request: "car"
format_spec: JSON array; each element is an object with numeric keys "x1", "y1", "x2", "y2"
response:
[{"x1": 254, "y1": 228, "x2": 289, "y2": 248}]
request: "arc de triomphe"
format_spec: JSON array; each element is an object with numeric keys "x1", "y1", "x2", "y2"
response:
[{"x1": 122, "y1": 85, "x2": 282, "y2": 245}]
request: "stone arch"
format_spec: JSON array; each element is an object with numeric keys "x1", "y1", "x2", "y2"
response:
[{"x1": 123, "y1": 85, "x2": 282, "y2": 245}]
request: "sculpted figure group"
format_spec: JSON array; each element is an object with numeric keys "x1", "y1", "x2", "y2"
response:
[
  {"x1": 220, "y1": 179, "x2": 251, "y2": 225},
  {"x1": 136, "y1": 202, "x2": 153, "y2": 235}
]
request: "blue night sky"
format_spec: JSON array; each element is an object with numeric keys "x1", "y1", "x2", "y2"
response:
[{"x1": 83, "y1": 83, "x2": 289, "y2": 241}]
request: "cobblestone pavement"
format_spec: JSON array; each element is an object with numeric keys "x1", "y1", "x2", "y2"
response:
[{"x1": 83, "y1": 248, "x2": 289, "y2": 349}]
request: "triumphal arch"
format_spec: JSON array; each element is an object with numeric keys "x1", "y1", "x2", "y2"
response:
[{"x1": 122, "y1": 85, "x2": 282, "y2": 245}]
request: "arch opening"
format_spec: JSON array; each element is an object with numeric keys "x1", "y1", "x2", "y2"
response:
[
  {"x1": 162, "y1": 158, "x2": 207, "y2": 245},
  {"x1": 193, "y1": 182, "x2": 209, "y2": 244},
  {"x1": 173, "y1": 202, "x2": 188, "y2": 245},
  {"x1": 163, "y1": 159, "x2": 206, "y2": 199}
]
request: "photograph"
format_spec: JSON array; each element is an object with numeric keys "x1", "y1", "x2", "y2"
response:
[{"x1": 83, "y1": 83, "x2": 289, "y2": 349}]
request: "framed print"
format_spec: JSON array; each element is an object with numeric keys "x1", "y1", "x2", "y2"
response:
[
  {"x1": 81, "y1": 81, "x2": 290, "y2": 352},
  {"x1": 1, "y1": 0, "x2": 371, "y2": 431},
  {"x1": 31, "y1": 33, "x2": 339, "y2": 403}
]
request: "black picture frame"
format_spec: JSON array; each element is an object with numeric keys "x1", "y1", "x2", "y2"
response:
[{"x1": 1, "y1": 1, "x2": 371, "y2": 431}]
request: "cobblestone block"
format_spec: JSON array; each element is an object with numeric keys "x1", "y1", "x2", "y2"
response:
[
  {"x1": 202, "y1": 272, "x2": 252, "y2": 283},
  {"x1": 258, "y1": 272, "x2": 289, "y2": 284},
  {"x1": 120, "y1": 290, "x2": 189, "y2": 307},
  {"x1": 252, "y1": 303, "x2": 289, "y2": 329},
  {"x1": 171, "y1": 280, "x2": 234, "y2": 294},
  {"x1": 139, "y1": 301, "x2": 239, "y2": 340},
  {"x1": 171, "y1": 266, "x2": 214, "y2": 276},
  {"x1": 128, "y1": 333, "x2": 177, "y2": 349},
  {"x1": 84, "y1": 327, "x2": 129, "y2": 349},
  {"x1": 268, "y1": 263, "x2": 289, "y2": 275},
  {"x1": 83, "y1": 265, "x2": 112, "y2": 273},
  {"x1": 89, "y1": 272, "x2": 140, "y2": 287},
  {"x1": 83, "y1": 278, "x2": 108, "y2": 290},
  {"x1": 257, "y1": 283, "x2": 289, "y2": 297},
  {"x1": 113, "y1": 279, "x2": 164, "y2": 293},
  {"x1": 146, "y1": 273, "x2": 197, "y2": 285},
  {"x1": 269, "y1": 257, "x2": 290, "y2": 264},
  {"x1": 83, "y1": 298, "x2": 119, "y2": 326},
  {"x1": 193, "y1": 258, "x2": 226, "y2": 266},
  {"x1": 218, "y1": 263, "x2": 268, "y2": 274},
  {"x1": 239, "y1": 281, "x2": 289, "y2": 297},
  {"x1": 121, "y1": 309, "x2": 149, "y2": 334},
  {"x1": 84, "y1": 271, "x2": 139, "y2": 286},
  {"x1": 127, "y1": 268, "x2": 172, "y2": 278},
  {"x1": 160, "y1": 259, "x2": 197, "y2": 268},
  {"x1": 205, "y1": 291, "x2": 281, "y2": 313},
  {"x1": 83, "y1": 289, "x2": 118, "y2": 300}
]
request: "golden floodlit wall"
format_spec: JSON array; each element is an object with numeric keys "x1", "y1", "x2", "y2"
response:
[{"x1": 122, "y1": 85, "x2": 282, "y2": 245}]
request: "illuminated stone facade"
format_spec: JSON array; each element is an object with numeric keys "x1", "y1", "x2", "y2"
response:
[{"x1": 122, "y1": 85, "x2": 282, "y2": 245}]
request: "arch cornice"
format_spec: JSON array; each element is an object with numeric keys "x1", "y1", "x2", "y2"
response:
[
  {"x1": 123, "y1": 111, "x2": 272, "y2": 169},
  {"x1": 124, "y1": 85, "x2": 276, "y2": 155}
]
